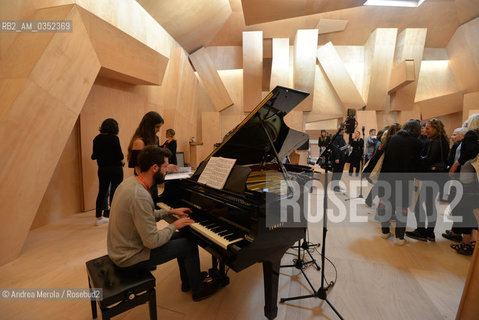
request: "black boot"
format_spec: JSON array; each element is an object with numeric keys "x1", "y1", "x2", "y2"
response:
[{"x1": 406, "y1": 228, "x2": 427, "y2": 241}]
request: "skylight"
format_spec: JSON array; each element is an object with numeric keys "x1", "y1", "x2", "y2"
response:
[{"x1": 363, "y1": 0, "x2": 426, "y2": 7}]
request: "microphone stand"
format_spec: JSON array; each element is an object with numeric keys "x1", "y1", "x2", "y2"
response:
[{"x1": 280, "y1": 126, "x2": 344, "y2": 320}]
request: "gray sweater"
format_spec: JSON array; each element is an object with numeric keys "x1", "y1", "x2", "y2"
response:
[{"x1": 107, "y1": 176, "x2": 176, "y2": 267}]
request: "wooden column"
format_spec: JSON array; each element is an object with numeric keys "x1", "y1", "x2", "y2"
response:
[
  {"x1": 293, "y1": 29, "x2": 318, "y2": 111},
  {"x1": 364, "y1": 28, "x2": 397, "y2": 110},
  {"x1": 270, "y1": 38, "x2": 290, "y2": 90},
  {"x1": 390, "y1": 28, "x2": 427, "y2": 111},
  {"x1": 242, "y1": 31, "x2": 263, "y2": 112},
  {"x1": 189, "y1": 47, "x2": 233, "y2": 111},
  {"x1": 317, "y1": 42, "x2": 365, "y2": 111}
]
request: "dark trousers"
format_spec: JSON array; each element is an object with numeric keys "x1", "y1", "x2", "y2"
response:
[
  {"x1": 331, "y1": 161, "x2": 345, "y2": 189},
  {"x1": 120, "y1": 232, "x2": 202, "y2": 293},
  {"x1": 414, "y1": 183, "x2": 439, "y2": 231},
  {"x1": 349, "y1": 161, "x2": 360, "y2": 176},
  {"x1": 96, "y1": 166, "x2": 123, "y2": 218}
]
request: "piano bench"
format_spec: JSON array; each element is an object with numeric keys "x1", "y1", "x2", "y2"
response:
[{"x1": 86, "y1": 255, "x2": 157, "y2": 320}]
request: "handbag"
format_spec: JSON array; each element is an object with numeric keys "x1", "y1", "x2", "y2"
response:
[{"x1": 369, "y1": 153, "x2": 385, "y2": 182}]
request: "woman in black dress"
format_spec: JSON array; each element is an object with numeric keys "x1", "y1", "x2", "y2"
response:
[
  {"x1": 348, "y1": 131, "x2": 363, "y2": 176},
  {"x1": 91, "y1": 118, "x2": 124, "y2": 226},
  {"x1": 161, "y1": 129, "x2": 178, "y2": 165}
]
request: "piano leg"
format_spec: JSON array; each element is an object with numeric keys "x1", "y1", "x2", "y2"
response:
[{"x1": 262, "y1": 254, "x2": 282, "y2": 320}]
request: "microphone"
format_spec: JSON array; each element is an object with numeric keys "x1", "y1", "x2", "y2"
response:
[{"x1": 362, "y1": 126, "x2": 365, "y2": 136}]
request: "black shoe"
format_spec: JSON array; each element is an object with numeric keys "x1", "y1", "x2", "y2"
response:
[
  {"x1": 456, "y1": 243, "x2": 474, "y2": 256},
  {"x1": 406, "y1": 229, "x2": 428, "y2": 242},
  {"x1": 426, "y1": 230, "x2": 435, "y2": 242},
  {"x1": 181, "y1": 271, "x2": 209, "y2": 292},
  {"x1": 442, "y1": 230, "x2": 462, "y2": 242},
  {"x1": 192, "y1": 281, "x2": 218, "y2": 302}
]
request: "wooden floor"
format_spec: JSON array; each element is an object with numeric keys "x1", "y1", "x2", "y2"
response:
[{"x1": 0, "y1": 186, "x2": 472, "y2": 320}]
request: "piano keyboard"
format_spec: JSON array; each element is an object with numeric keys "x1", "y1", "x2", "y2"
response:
[{"x1": 158, "y1": 202, "x2": 244, "y2": 250}]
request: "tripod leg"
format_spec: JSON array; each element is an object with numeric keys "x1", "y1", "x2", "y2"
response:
[
  {"x1": 305, "y1": 247, "x2": 321, "y2": 271},
  {"x1": 324, "y1": 297, "x2": 345, "y2": 320}
]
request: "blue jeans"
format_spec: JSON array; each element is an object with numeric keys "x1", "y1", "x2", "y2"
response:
[{"x1": 120, "y1": 232, "x2": 202, "y2": 292}]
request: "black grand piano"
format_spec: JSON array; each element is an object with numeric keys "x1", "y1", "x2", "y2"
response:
[{"x1": 161, "y1": 86, "x2": 313, "y2": 319}]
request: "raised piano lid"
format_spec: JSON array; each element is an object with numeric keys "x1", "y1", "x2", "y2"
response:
[{"x1": 193, "y1": 86, "x2": 310, "y2": 179}]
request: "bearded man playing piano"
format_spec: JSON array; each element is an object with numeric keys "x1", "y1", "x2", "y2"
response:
[{"x1": 107, "y1": 145, "x2": 218, "y2": 301}]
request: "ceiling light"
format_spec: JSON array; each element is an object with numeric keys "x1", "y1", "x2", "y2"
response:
[{"x1": 363, "y1": 0, "x2": 426, "y2": 7}]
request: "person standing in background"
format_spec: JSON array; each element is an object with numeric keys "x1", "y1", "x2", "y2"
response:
[
  {"x1": 407, "y1": 118, "x2": 449, "y2": 242},
  {"x1": 331, "y1": 128, "x2": 348, "y2": 192},
  {"x1": 364, "y1": 129, "x2": 377, "y2": 163},
  {"x1": 318, "y1": 130, "x2": 331, "y2": 154},
  {"x1": 92, "y1": 118, "x2": 124, "y2": 226},
  {"x1": 127, "y1": 111, "x2": 164, "y2": 203},
  {"x1": 161, "y1": 129, "x2": 178, "y2": 165},
  {"x1": 348, "y1": 130, "x2": 364, "y2": 176}
]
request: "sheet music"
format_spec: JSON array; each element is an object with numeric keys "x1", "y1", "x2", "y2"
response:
[{"x1": 197, "y1": 157, "x2": 236, "y2": 189}]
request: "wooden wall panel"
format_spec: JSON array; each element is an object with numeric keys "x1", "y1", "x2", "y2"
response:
[
  {"x1": 284, "y1": 111, "x2": 304, "y2": 132},
  {"x1": 364, "y1": 28, "x2": 397, "y2": 110},
  {"x1": 218, "y1": 70, "x2": 245, "y2": 138},
  {"x1": 198, "y1": 112, "x2": 222, "y2": 163},
  {"x1": 388, "y1": 60, "x2": 415, "y2": 94},
  {"x1": 159, "y1": 47, "x2": 199, "y2": 167},
  {"x1": 136, "y1": 0, "x2": 231, "y2": 53},
  {"x1": 293, "y1": 29, "x2": 318, "y2": 111},
  {"x1": 305, "y1": 119, "x2": 338, "y2": 131},
  {"x1": 0, "y1": 6, "x2": 101, "y2": 266},
  {"x1": 316, "y1": 19, "x2": 348, "y2": 34},
  {"x1": 415, "y1": 60, "x2": 458, "y2": 102},
  {"x1": 77, "y1": 7, "x2": 169, "y2": 85},
  {"x1": 463, "y1": 91, "x2": 479, "y2": 122},
  {"x1": 417, "y1": 92, "x2": 464, "y2": 120},
  {"x1": 189, "y1": 47, "x2": 233, "y2": 111},
  {"x1": 306, "y1": 65, "x2": 343, "y2": 123},
  {"x1": 242, "y1": 31, "x2": 263, "y2": 112},
  {"x1": 356, "y1": 111, "x2": 378, "y2": 138},
  {"x1": 270, "y1": 38, "x2": 290, "y2": 90},
  {"x1": 446, "y1": 17, "x2": 479, "y2": 93},
  {"x1": 317, "y1": 42, "x2": 365, "y2": 110},
  {"x1": 76, "y1": 0, "x2": 180, "y2": 58},
  {"x1": 31, "y1": 120, "x2": 82, "y2": 229},
  {"x1": 390, "y1": 28, "x2": 427, "y2": 111},
  {"x1": 399, "y1": 110, "x2": 421, "y2": 125},
  {"x1": 205, "y1": 46, "x2": 242, "y2": 70}
]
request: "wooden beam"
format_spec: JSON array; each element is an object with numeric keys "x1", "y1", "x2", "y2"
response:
[
  {"x1": 388, "y1": 60, "x2": 415, "y2": 94},
  {"x1": 242, "y1": 31, "x2": 263, "y2": 112},
  {"x1": 364, "y1": 28, "x2": 397, "y2": 110},
  {"x1": 270, "y1": 38, "x2": 289, "y2": 90},
  {"x1": 189, "y1": 47, "x2": 233, "y2": 112},
  {"x1": 317, "y1": 42, "x2": 365, "y2": 110},
  {"x1": 293, "y1": 29, "x2": 318, "y2": 111},
  {"x1": 78, "y1": 7, "x2": 168, "y2": 85},
  {"x1": 305, "y1": 119, "x2": 339, "y2": 131},
  {"x1": 316, "y1": 19, "x2": 348, "y2": 34},
  {"x1": 390, "y1": 28, "x2": 427, "y2": 111},
  {"x1": 417, "y1": 92, "x2": 464, "y2": 119}
]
